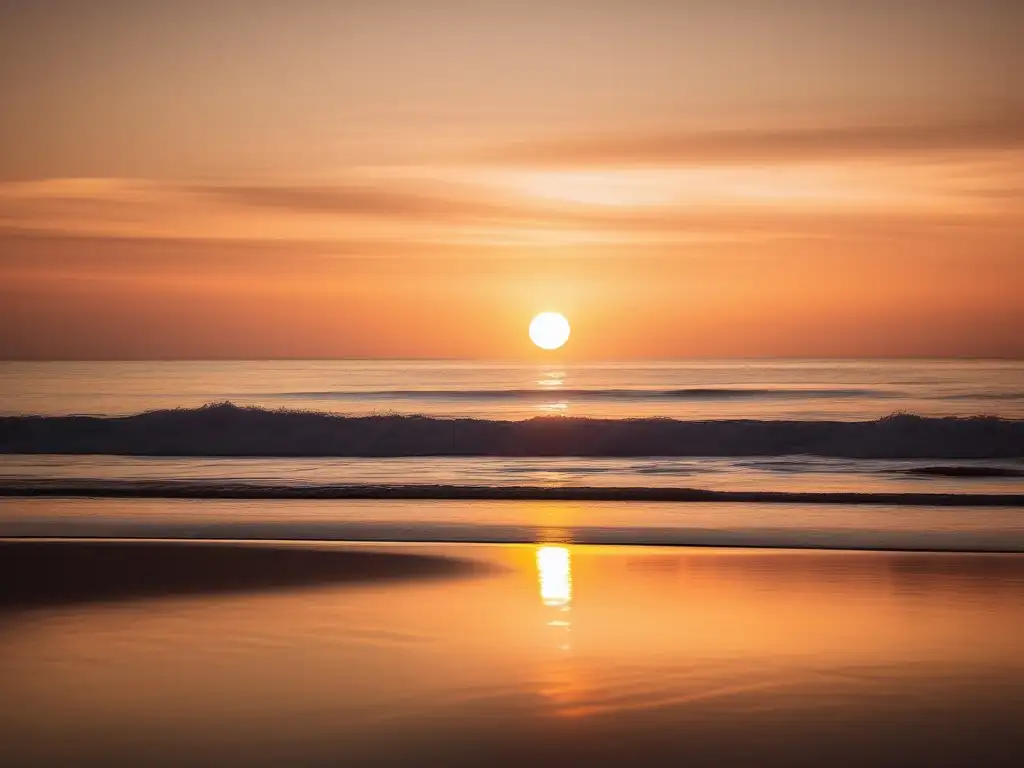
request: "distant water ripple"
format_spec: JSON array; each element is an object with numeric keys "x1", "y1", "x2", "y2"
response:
[{"x1": 272, "y1": 387, "x2": 893, "y2": 401}]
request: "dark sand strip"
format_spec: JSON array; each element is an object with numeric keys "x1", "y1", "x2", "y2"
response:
[
  {"x1": 0, "y1": 540, "x2": 494, "y2": 609},
  {"x1": 2, "y1": 480, "x2": 1022, "y2": 506},
  {"x1": 900, "y1": 465, "x2": 1024, "y2": 478}
]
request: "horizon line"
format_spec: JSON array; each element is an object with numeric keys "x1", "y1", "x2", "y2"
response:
[{"x1": 1, "y1": 355, "x2": 1023, "y2": 364}]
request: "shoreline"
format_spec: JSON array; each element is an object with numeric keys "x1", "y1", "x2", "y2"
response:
[{"x1": 5, "y1": 535, "x2": 1024, "y2": 555}]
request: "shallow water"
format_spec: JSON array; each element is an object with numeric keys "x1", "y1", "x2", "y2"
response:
[
  {"x1": 4, "y1": 454, "x2": 1024, "y2": 494},
  {"x1": 3, "y1": 497, "x2": 1023, "y2": 551},
  {"x1": 1, "y1": 540, "x2": 1022, "y2": 766}
]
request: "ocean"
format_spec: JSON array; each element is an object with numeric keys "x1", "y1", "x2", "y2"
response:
[
  {"x1": 3, "y1": 360, "x2": 1023, "y2": 765},
  {"x1": 1, "y1": 357, "x2": 1021, "y2": 548},
  {"x1": 1, "y1": 359, "x2": 1021, "y2": 503},
  {"x1": 3, "y1": 358, "x2": 1023, "y2": 421}
]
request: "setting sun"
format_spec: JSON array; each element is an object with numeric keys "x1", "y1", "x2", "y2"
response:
[{"x1": 529, "y1": 312, "x2": 571, "y2": 351}]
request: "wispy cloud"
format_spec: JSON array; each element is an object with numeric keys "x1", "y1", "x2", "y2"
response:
[
  {"x1": 194, "y1": 183, "x2": 512, "y2": 220},
  {"x1": 479, "y1": 116, "x2": 1024, "y2": 167},
  {"x1": 1, "y1": 147, "x2": 1020, "y2": 250}
]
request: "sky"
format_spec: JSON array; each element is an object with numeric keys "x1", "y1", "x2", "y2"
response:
[{"x1": 1, "y1": 0, "x2": 1021, "y2": 359}]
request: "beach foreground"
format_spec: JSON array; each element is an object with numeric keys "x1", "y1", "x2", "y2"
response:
[{"x1": 1, "y1": 539, "x2": 1022, "y2": 766}]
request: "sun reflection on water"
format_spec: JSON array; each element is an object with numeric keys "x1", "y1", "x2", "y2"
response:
[
  {"x1": 536, "y1": 367, "x2": 569, "y2": 415},
  {"x1": 536, "y1": 401, "x2": 569, "y2": 414},
  {"x1": 537, "y1": 368, "x2": 566, "y2": 388}
]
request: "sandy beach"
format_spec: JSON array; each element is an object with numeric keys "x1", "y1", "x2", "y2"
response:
[{"x1": 2, "y1": 537, "x2": 1022, "y2": 766}]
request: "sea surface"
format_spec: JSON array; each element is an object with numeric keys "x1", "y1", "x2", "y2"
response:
[
  {"x1": 2, "y1": 358, "x2": 1022, "y2": 421},
  {"x1": 1, "y1": 359, "x2": 1022, "y2": 504}
]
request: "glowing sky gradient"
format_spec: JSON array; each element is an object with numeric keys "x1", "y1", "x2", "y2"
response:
[{"x1": 1, "y1": 0, "x2": 1021, "y2": 359}]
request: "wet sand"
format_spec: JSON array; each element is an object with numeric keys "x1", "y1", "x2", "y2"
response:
[
  {"x1": 1, "y1": 539, "x2": 1022, "y2": 766},
  {"x1": 0, "y1": 540, "x2": 495, "y2": 609}
]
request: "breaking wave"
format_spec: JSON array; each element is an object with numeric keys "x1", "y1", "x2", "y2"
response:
[
  {"x1": 1, "y1": 479, "x2": 1021, "y2": 506},
  {"x1": 1, "y1": 402, "x2": 1021, "y2": 459}
]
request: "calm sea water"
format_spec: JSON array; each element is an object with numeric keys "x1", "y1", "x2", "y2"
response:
[
  {"x1": 1, "y1": 359, "x2": 1022, "y2": 498},
  {"x1": 2, "y1": 359, "x2": 1022, "y2": 420}
]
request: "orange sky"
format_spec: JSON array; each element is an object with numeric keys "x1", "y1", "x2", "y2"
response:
[{"x1": 1, "y1": 0, "x2": 1021, "y2": 359}]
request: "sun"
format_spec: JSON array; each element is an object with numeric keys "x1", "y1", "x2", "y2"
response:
[{"x1": 529, "y1": 312, "x2": 571, "y2": 350}]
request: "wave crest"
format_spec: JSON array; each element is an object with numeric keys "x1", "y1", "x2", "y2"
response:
[{"x1": 1, "y1": 402, "x2": 1021, "y2": 459}]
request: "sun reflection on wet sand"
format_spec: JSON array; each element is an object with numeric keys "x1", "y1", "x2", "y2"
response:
[
  {"x1": 537, "y1": 545, "x2": 572, "y2": 609},
  {"x1": 535, "y1": 544, "x2": 586, "y2": 710},
  {"x1": 537, "y1": 544, "x2": 574, "y2": 653}
]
